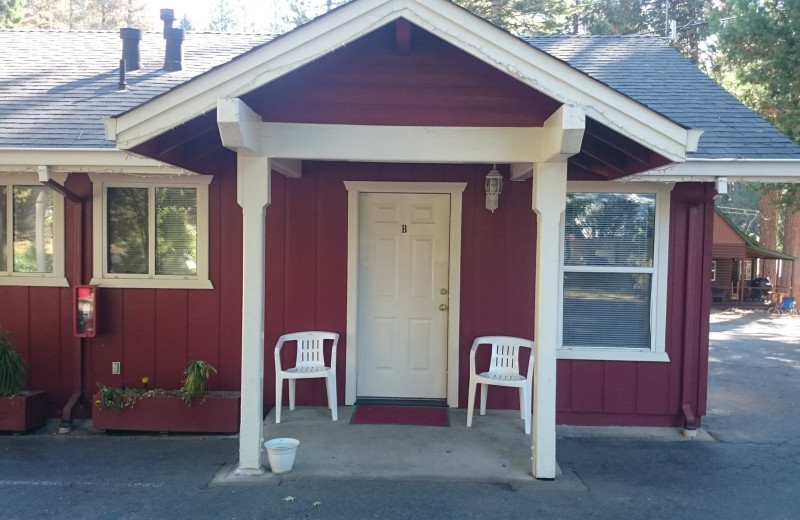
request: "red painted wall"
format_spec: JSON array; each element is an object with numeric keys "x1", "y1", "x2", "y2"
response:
[{"x1": 0, "y1": 166, "x2": 712, "y2": 427}]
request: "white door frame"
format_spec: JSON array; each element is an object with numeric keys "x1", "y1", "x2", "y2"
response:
[{"x1": 344, "y1": 181, "x2": 466, "y2": 407}]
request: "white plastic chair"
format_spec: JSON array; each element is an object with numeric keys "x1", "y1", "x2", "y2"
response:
[
  {"x1": 466, "y1": 335, "x2": 535, "y2": 434},
  {"x1": 274, "y1": 331, "x2": 339, "y2": 423}
]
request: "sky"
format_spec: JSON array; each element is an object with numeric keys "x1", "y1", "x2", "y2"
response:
[{"x1": 142, "y1": 1, "x2": 299, "y2": 33}]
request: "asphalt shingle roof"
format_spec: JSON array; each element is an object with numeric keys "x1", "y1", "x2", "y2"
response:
[
  {"x1": 1, "y1": 29, "x2": 798, "y2": 160},
  {"x1": 527, "y1": 35, "x2": 800, "y2": 160},
  {"x1": 0, "y1": 30, "x2": 272, "y2": 149}
]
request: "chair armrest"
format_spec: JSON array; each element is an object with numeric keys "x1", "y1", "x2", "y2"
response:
[
  {"x1": 469, "y1": 337, "x2": 486, "y2": 376},
  {"x1": 274, "y1": 335, "x2": 287, "y2": 372}
]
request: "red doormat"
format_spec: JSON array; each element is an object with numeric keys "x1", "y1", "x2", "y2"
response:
[{"x1": 350, "y1": 405, "x2": 449, "y2": 427}]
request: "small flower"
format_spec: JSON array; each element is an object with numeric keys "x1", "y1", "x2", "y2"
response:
[
  {"x1": 141, "y1": 377, "x2": 149, "y2": 385},
  {"x1": 94, "y1": 400, "x2": 101, "y2": 406}
]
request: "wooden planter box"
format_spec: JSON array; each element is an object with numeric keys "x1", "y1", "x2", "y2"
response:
[
  {"x1": 92, "y1": 392, "x2": 241, "y2": 434},
  {"x1": 0, "y1": 390, "x2": 48, "y2": 432}
]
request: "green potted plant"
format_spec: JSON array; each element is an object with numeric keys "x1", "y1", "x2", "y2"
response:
[
  {"x1": 0, "y1": 327, "x2": 47, "y2": 432},
  {"x1": 92, "y1": 359, "x2": 240, "y2": 433}
]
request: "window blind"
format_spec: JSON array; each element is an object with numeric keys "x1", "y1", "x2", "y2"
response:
[
  {"x1": 155, "y1": 187, "x2": 197, "y2": 276},
  {"x1": 562, "y1": 192, "x2": 656, "y2": 350}
]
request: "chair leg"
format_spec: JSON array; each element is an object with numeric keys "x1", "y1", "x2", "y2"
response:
[
  {"x1": 480, "y1": 383, "x2": 489, "y2": 416},
  {"x1": 466, "y1": 378, "x2": 476, "y2": 427},
  {"x1": 523, "y1": 384, "x2": 531, "y2": 435},
  {"x1": 288, "y1": 379, "x2": 296, "y2": 411},
  {"x1": 326, "y1": 374, "x2": 338, "y2": 422},
  {"x1": 518, "y1": 387, "x2": 525, "y2": 420},
  {"x1": 275, "y1": 377, "x2": 282, "y2": 424}
]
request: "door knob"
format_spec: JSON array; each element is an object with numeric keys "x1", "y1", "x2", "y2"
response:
[{"x1": 439, "y1": 304, "x2": 448, "y2": 311}]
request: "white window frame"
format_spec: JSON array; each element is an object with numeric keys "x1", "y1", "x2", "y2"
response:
[
  {"x1": 557, "y1": 181, "x2": 672, "y2": 362},
  {"x1": 711, "y1": 260, "x2": 717, "y2": 282},
  {"x1": 89, "y1": 173, "x2": 212, "y2": 289},
  {"x1": 0, "y1": 173, "x2": 68, "y2": 287}
]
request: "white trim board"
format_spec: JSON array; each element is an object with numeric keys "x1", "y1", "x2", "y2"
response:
[
  {"x1": 344, "y1": 181, "x2": 466, "y2": 408},
  {"x1": 108, "y1": 0, "x2": 693, "y2": 163}
]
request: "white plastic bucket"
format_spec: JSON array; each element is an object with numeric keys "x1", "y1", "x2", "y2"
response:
[{"x1": 264, "y1": 438, "x2": 300, "y2": 474}]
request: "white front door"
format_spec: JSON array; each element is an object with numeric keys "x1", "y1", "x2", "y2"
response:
[{"x1": 357, "y1": 192, "x2": 451, "y2": 399}]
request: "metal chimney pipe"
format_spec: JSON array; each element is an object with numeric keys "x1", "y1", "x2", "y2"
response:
[
  {"x1": 164, "y1": 27, "x2": 185, "y2": 71},
  {"x1": 160, "y1": 8, "x2": 175, "y2": 37},
  {"x1": 119, "y1": 28, "x2": 141, "y2": 71}
]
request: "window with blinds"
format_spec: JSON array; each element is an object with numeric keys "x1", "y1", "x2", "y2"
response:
[
  {"x1": 562, "y1": 192, "x2": 656, "y2": 350},
  {"x1": 106, "y1": 186, "x2": 197, "y2": 277}
]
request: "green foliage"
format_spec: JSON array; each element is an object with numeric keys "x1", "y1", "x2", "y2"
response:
[
  {"x1": 0, "y1": 0, "x2": 24, "y2": 28},
  {"x1": 95, "y1": 360, "x2": 217, "y2": 409},
  {"x1": 178, "y1": 360, "x2": 218, "y2": 404},
  {"x1": 209, "y1": 0, "x2": 235, "y2": 31},
  {"x1": 95, "y1": 383, "x2": 169, "y2": 410},
  {"x1": 712, "y1": 0, "x2": 800, "y2": 212},
  {"x1": 0, "y1": 328, "x2": 27, "y2": 397},
  {"x1": 179, "y1": 13, "x2": 194, "y2": 31},
  {"x1": 21, "y1": 0, "x2": 154, "y2": 30},
  {"x1": 580, "y1": 0, "x2": 651, "y2": 35},
  {"x1": 713, "y1": 0, "x2": 800, "y2": 144}
]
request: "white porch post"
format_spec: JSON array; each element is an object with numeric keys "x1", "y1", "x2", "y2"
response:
[
  {"x1": 217, "y1": 97, "x2": 272, "y2": 475},
  {"x1": 235, "y1": 155, "x2": 271, "y2": 474},
  {"x1": 531, "y1": 161, "x2": 567, "y2": 480}
]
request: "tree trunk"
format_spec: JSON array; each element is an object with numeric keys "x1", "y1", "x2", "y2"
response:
[
  {"x1": 783, "y1": 208, "x2": 800, "y2": 299},
  {"x1": 759, "y1": 188, "x2": 780, "y2": 285}
]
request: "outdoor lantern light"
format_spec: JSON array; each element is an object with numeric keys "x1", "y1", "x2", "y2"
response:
[{"x1": 485, "y1": 164, "x2": 503, "y2": 213}]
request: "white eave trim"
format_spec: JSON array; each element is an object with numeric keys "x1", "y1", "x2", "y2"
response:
[
  {"x1": 633, "y1": 158, "x2": 800, "y2": 182},
  {"x1": 108, "y1": 0, "x2": 693, "y2": 163},
  {"x1": 0, "y1": 148, "x2": 188, "y2": 175}
]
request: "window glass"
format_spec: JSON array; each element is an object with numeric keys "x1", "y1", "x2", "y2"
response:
[
  {"x1": 0, "y1": 186, "x2": 6, "y2": 272},
  {"x1": 13, "y1": 186, "x2": 54, "y2": 273},
  {"x1": 564, "y1": 193, "x2": 655, "y2": 268},
  {"x1": 562, "y1": 192, "x2": 657, "y2": 351},
  {"x1": 155, "y1": 187, "x2": 197, "y2": 276},
  {"x1": 107, "y1": 187, "x2": 149, "y2": 274},
  {"x1": 563, "y1": 272, "x2": 652, "y2": 348}
]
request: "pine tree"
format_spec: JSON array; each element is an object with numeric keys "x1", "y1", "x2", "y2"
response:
[
  {"x1": 209, "y1": 0, "x2": 235, "y2": 31},
  {"x1": 179, "y1": 13, "x2": 194, "y2": 31}
]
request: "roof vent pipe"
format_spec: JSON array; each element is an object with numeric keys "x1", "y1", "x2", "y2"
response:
[
  {"x1": 119, "y1": 28, "x2": 141, "y2": 71},
  {"x1": 160, "y1": 8, "x2": 175, "y2": 36},
  {"x1": 164, "y1": 28, "x2": 185, "y2": 71}
]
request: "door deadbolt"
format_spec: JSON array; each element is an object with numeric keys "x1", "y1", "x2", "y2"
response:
[{"x1": 440, "y1": 288, "x2": 448, "y2": 295}]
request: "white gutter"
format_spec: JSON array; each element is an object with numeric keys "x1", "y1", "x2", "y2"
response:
[
  {"x1": 0, "y1": 148, "x2": 190, "y2": 175},
  {"x1": 631, "y1": 158, "x2": 800, "y2": 183}
]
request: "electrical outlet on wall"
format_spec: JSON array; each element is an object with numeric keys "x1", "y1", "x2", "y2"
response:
[{"x1": 112, "y1": 362, "x2": 121, "y2": 375}]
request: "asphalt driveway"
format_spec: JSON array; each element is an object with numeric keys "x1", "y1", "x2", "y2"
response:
[{"x1": 0, "y1": 308, "x2": 798, "y2": 519}]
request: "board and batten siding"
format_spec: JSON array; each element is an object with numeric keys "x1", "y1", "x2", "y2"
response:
[{"x1": 0, "y1": 165, "x2": 713, "y2": 426}]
